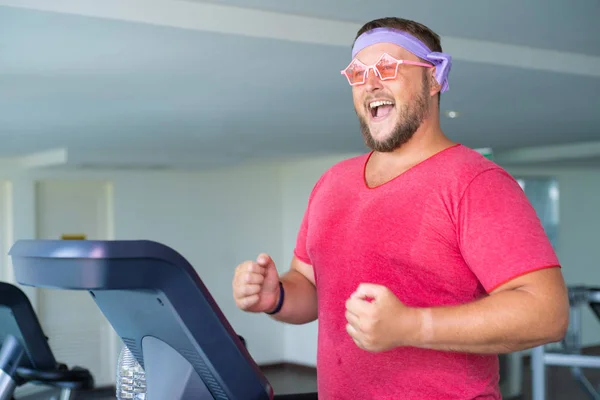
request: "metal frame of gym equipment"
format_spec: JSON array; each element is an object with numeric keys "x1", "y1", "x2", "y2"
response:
[
  {"x1": 0, "y1": 282, "x2": 94, "y2": 400},
  {"x1": 531, "y1": 286, "x2": 600, "y2": 400}
]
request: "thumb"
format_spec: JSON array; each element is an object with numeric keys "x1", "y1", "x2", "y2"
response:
[
  {"x1": 256, "y1": 253, "x2": 279, "y2": 291},
  {"x1": 351, "y1": 283, "x2": 385, "y2": 301},
  {"x1": 256, "y1": 253, "x2": 275, "y2": 269}
]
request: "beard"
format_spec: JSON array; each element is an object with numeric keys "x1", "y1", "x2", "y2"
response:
[{"x1": 358, "y1": 75, "x2": 430, "y2": 153}]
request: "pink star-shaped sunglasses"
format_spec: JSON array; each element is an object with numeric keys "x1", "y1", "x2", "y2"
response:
[{"x1": 341, "y1": 53, "x2": 433, "y2": 86}]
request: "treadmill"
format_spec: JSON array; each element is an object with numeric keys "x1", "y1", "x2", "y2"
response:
[
  {"x1": 8, "y1": 239, "x2": 318, "y2": 400},
  {"x1": 0, "y1": 282, "x2": 94, "y2": 400}
]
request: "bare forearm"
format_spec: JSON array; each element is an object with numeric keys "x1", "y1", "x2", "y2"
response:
[
  {"x1": 269, "y1": 270, "x2": 318, "y2": 325},
  {"x1": 414, "y1": 289, "x2": 568, "y2": 354}
]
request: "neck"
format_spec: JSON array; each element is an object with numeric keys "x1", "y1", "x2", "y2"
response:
[{"x1": 372, "y1": 113, "x2": 455, "y2": 166}]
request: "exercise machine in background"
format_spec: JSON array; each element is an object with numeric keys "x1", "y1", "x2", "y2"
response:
[
  {"x1": 8, "y1": 239, "x2": 318, "y2": 400},
  {"x1": 531, "y1": 286, "x2": 600, "y2": 400},
  {"x1": 0, "y1": 282, "x2": 94, "y2": 400}
]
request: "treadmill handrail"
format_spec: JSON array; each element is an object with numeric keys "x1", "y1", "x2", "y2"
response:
[{"x1": 0, "y1": 282, "x2": 57, "y2": 371}]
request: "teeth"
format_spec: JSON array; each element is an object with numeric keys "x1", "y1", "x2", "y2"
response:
[{"x1": 369, "y1": 100, "x2": 394, "y2": 109}]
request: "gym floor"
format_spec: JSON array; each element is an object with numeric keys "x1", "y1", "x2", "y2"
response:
[{"x1": 19, "y1": 361, "x2": 600, "y2": 399}]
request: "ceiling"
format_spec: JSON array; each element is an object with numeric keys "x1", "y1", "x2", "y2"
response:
[{"x1": 0, "y1": 0, "x2": 599, "y2": 170}]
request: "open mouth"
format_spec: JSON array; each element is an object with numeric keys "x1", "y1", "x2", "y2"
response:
[{"x1": 369, "y1": 100, "x2": 395, "y2": 121}]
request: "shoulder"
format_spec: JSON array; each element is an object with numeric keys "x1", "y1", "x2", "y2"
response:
[
  {"x1": 447, "y1": 147, "x2": 532, "y2": 218},
  {"x1": 326, "y1": 153, "x2": 369, "y2": 174},
  {"x1": 443, "y1": 145, "x2": 501, "y2": 177},
  {"x1": 438, "y1": 145, "x2": 518, "y2": 192},
  {"x1": 311, "y1": 153, "x2": 368, "y2": 190}
]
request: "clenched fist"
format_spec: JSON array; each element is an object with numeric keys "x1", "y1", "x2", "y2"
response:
[
  {"x1": 233, "y1": 253, "x2": 281, "y2": 313},
  {"x1": 345, "y1": 283, "x2": 423, "y2": 352}
]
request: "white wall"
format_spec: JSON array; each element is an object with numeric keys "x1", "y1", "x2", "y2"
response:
[
  {"x1": 0, "y1": 181, "x2": 11, "y2": 283},
  {"x1": 1, "y1": 154, "x2": 599, "y2": 377}
]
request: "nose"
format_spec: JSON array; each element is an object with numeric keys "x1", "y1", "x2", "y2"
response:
[{"x1": 364, "y1": 67, "x2": 382, "y2": 92}]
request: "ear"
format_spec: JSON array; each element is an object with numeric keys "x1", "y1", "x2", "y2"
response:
[{"x1": 428, "y1": 67, "x2": 441, "y2": 97}]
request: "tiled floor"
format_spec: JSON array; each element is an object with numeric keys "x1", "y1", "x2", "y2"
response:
[{"x1": 17, "y1": 361, "x2": 600, "y2": 399}]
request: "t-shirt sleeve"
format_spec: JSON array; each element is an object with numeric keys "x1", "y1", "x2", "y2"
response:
[
  {"x1": 293, "y1": 207, "x2": 312, "y2": 265},
  {"x1": 292, "y1": 172, "x2": 330, "y2": 266},
  {"x1": 457, "y1": 168, "x2": 561, "y2": 293}
]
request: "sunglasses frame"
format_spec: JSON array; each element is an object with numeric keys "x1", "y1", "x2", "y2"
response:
[{"x1": 341, "y1": 53, "x2": 433, "y2": 86}]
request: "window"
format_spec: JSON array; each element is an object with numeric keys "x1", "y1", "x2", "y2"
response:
[{"x1": 515, "y1": 177, "x2": 559, "y2": 249}]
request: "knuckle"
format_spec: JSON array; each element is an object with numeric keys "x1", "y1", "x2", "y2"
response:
[
  {"x1": 236, "y1": 264, "x2": 248, "y2": 277},
  {"x1": 242, "y1": 296, "x2": 255, "y2": 308}
]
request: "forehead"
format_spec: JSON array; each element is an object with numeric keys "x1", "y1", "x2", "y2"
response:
[{"x1": 354, "y1": 42, "x2": 416, "y2": 64}]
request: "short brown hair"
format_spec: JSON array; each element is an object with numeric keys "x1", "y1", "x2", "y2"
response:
[{"x1": 354, "y1": 17, "x2": 442, "y2": 54}]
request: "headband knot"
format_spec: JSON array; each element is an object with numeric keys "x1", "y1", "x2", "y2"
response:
[{"x1": 351, "y1": 28, "x2": 452, "y2": 93}]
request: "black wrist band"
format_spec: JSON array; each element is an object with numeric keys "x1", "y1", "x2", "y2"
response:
[{"x1": 266, "y1": 281, "x2": 284, "y2": 315}]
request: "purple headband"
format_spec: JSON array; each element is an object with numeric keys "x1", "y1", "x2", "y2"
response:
[{"x1": 351, "y1": 28, "x2": 451, "y2": 93}]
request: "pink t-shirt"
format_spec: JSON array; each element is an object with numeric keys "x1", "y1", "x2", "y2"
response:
[{"x1": 294, "y1": 144, "x2": 560, "y2": 399}]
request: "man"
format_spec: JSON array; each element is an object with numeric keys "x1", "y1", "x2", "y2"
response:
[{"x1": 232, "y1": 17, "x2": 569, "y2": 399}]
